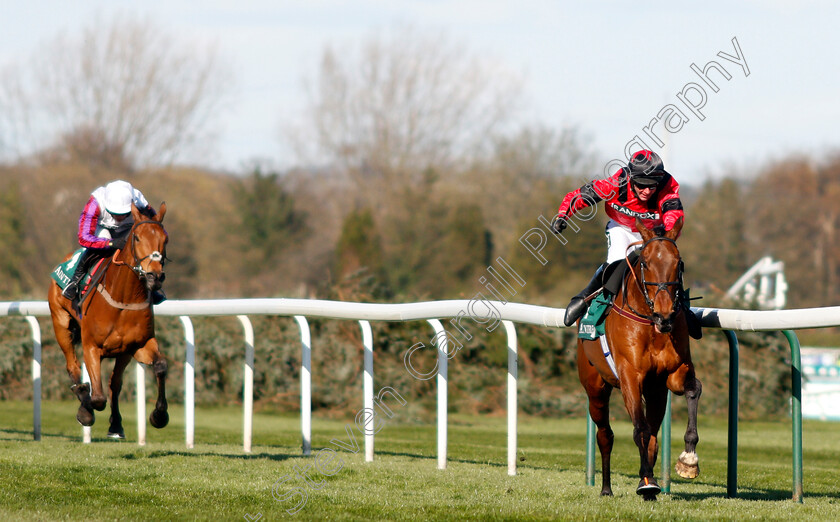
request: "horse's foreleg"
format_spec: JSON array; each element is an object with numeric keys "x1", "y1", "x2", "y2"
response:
[
  {"x1": 578, "y1": 342, "x2": 615, "y2": 496},
  {"x1": 107, "y1": 353, "x2": 133, "y2": 439},
  {"x1": 81, "y1": 339, "x2": 107, "y2": 412},
  {"x1": 589, "y1": 389, "x2": 615, "y2": 497},
  {"x1": 622, "y1": 375, "x2": 660, "y2": 500},
  {"x1": 49, "y1": 276, "x2": 91, "y2": 425},
  {"x1": 134, "y1": 338, "x2": 169, "y2": 429},
  {"x1": 49, "y1": 299, "x2": 82, "y2": 386},
  {"x1": 668, "y1": 367, "x2": 702, "y2": 479},
  {"x1": 683, "y1": 375, "x2": 702, "y2": 453},
  {"x1": 643, "y1": 379, "x2": 672, "y2": 472}
]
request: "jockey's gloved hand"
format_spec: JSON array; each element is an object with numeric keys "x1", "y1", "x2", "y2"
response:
[
  {"x1": 551, "y1": 215, "x2": 567, "y2": 234},
  {"x1": 109, "y1": 236, "x2": 127, "y2": 250}
]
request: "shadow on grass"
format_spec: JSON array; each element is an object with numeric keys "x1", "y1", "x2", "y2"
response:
[
  {"x1": 375, "y1": 449, "x2": 599, "y2": 473},
  {"x1": 670, "y1": 485, "x2": 840, "y2": 502},
  {"x1": 376, "y1": 449, "x2": 507, "y2": 468},
  {"x1": 0, "y1": 428, "x2": 80, "y2": 442},
  {"x1": 119, "y1": 449, "x2": 295, "y2": 462}
]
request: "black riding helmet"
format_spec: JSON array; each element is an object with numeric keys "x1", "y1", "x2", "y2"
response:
[{"x1": 628, "y1": 150, "x2": 669, "y2": 187}]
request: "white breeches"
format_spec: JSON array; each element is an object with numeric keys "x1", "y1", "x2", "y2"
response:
[{"x1": 605, "y1": 220, "x2": 642, "y2": 263}]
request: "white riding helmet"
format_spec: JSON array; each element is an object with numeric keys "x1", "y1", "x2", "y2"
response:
[{"x1": 103, "y1": 180, "x2": 134, "y2": 215}]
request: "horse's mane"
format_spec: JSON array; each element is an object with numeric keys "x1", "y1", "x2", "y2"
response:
[{"x1": 652, "y1": 224, "x2": 666, "y2": 237}]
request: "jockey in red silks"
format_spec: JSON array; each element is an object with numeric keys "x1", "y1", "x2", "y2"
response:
[
  {"x1": 62, "y1": 180, "x2": 164, "y2": 304},
  {"x1": 552, "y1": 150, "x2": 691, "y2": 329}
]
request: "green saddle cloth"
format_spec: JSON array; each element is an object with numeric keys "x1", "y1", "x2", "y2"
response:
[
  {"x1": 51, "y1": 248, "x2": 86, "y2": 290},
  {"x1": 578, "y1": 293, "x2": 613, "y2": 340}
]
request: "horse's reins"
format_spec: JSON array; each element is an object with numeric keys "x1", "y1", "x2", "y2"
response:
[{"x1": 618, "y1": 236, "x2": 684, "y2": 324}]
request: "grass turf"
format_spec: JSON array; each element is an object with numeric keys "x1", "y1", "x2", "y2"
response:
[{"x1": 0, "y1": 400, "x2": 838, "y2": 520}]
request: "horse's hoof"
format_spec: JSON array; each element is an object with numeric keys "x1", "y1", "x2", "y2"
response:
[
  {"x1": 76, "y1": 408, "x2": 95, "y2": 427},
  {"x1": 107, "y1": 430, "x2": 126, "y2": 439},
  {"x1": 150, "y1": 410, "x2": 169, "y2": 429},
  {"x1": 636, "y1": 477, "x2": 661, "y2": 497},
  {"x1": 600, "y1": 489, "x2": 613, "y2": 497},
  {"x1": 676, "y1": 450, "x2": 700, "y2": 479},
  {"x1": 71, "y1": 383, "x2": 91, "y2": 401}
]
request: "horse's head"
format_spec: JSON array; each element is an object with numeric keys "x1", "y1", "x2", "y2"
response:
[
  {"x1": 635, "y1": 217, "x2": 683, "y2": 333},
  {"x1": 125, "y1": 202, "x2": 168, "y2": 294}
]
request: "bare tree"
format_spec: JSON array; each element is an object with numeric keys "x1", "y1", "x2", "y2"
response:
[
  {"x1": 292, "y1": 24, "x2": 524, "y2": 191},
  {"x1": 0, "y1": 14, "x2": 231, "y2": 169},
  {"x1": 463, "y1": 124, "x2": 599, "y2": 252}
]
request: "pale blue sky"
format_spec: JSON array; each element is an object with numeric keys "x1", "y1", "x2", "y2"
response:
[{"x1": 3, "y1": 1, "x2": 839, "y2": 184}]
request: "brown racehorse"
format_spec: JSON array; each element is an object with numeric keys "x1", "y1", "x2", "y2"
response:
[
  {"x1": 48, "y1": 202, "x2": 170, "y2": 438},
  {"x1": 577, "y1": 216, "x2": 701, "y2": 501}
]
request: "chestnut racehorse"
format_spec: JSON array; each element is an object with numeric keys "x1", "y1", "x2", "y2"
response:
[
  {"x1": 577, "y1": 217, "x2": 701, "y2": 500},
  {"x1": 48, "y1": 202, "x2": 169, "y2": 438}
]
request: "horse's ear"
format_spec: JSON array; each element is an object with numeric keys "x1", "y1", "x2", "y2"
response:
[
  {"x1": 636, "y1": 218, "x2": 654, "y2": 241},
  {"x1": 130, "y1": 201, "x2": 142, "y2": 222},
  {"x1": 666, "y1": 216, "x2": 683, "y2": 240},
  {"x1": 155, "y1": 202, "x2": 166, "y2": 222}
]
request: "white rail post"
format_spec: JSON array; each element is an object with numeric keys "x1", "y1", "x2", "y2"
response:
[
  {"x1": 237, "y1": 315, "x2": 255, "y2": 453},
  {"x1": 427, "y1": 319, "x2": 447, "y2": 470},
  {"x1": 503, "y1": 320, "x2": 518, "y2": 476},
  {"x1": 136, "y1": 362, "x2": 146, "y2": 445},
  {"x1": 81, "y1": 362, "x2": 91, "y2": 444},
  {"x1": 360, "y1": 320, "x2": 374, "y2": 462},
  {"x1": 179, "y1": 316, "x2": 195, "y2": 449},
  {"x1": 25, "y1": 316, "x2": 41, "y2": 441},
  {"x1": 294, "y1": 316, "x2": 311, "y2": 456}
]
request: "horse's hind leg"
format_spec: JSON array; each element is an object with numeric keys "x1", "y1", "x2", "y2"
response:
[
  {"x1": 668, "y1": 367, "x2": 702, "y2": 479},
  {"x1": 107, "y1": 352, "x2": 133, "y2": 439},
  {"x1": 134, "y1": 338, "x2": 169, "y2": 429}
]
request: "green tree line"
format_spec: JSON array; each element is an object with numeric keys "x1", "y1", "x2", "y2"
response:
[{"x1": 0, "y1": 148, "x2": 834, "y2": 419}]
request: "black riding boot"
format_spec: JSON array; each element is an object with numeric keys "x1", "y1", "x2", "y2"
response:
[
  {"x1": 681, "y1": 291, "x2": 703, "y2": 340},
  {"x1": 62, "y1": 250, "x2": 93, "y2": 300},
  {"x1": 564, "y1": 263, "x2": 608, "y2": 327}
]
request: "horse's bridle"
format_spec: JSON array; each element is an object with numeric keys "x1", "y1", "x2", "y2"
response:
[
  {"x1": 113, "y1": 220, "x2": 168, "y2": 280},
  {"x1": 623, "y1": 236, "x2": 684, "y2": 323}
]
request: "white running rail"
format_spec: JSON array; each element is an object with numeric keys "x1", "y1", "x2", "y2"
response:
[{"x1": 2, "y1": 299, "x2": 840, "y2": 477}]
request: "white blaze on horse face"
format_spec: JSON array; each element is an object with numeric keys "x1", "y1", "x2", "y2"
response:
[{"x1": 150, "y1": 251, "x2": 162, "y2": 262}]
